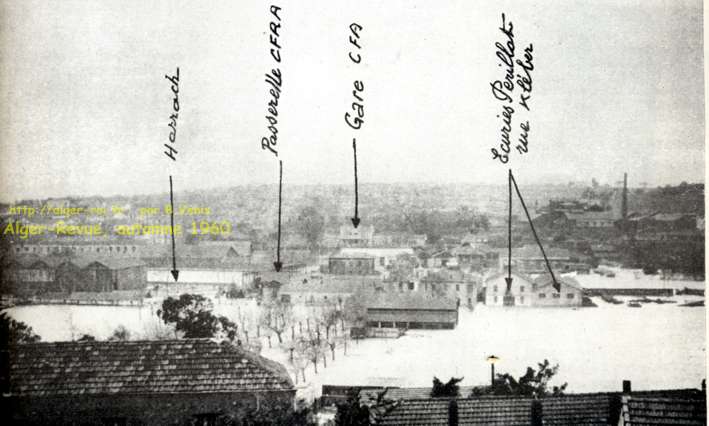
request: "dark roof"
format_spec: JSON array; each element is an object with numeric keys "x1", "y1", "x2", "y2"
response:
[
  {"x1": 534, "y1": 274, "x2": 583, "y2": 291},
  {"x1": 1, "y1": 253, "x2": 145, "y2": 270},
  {"x1": 280, "y1": 275, "x2": 383, "y2": 294},
  {"x1": 364, "y1": 292, "x2": 458, "y2": 311},
  {"x1": 371, "y1": 390, "x2": 706, "y2": 426},
  {"x1": 542, "y1": 393, "x2": 615, "y2": 425},
  {"x1": 8, "y1": 339, "x2": 294, "y2": 397},
  {"x1": 376, "y1": 397, "x2": 532, "y2": 425},
  {"x1": 623, "y1": 396, "x2": 706, "y2": 425},
  {"x1": 485, "y1": 271, "x2": 536, "y2": 285}
]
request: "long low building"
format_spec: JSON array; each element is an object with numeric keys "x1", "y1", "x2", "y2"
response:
[
  {"x1": 364, "y1": 292, "x2": 459, "y2": 330},
  {"x1": 1, "y1": 254, "x2": 146, "y2": 296}
]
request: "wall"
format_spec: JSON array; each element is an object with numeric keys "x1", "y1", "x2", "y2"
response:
[
  {"x1": 485, "y1": 275, "x2": 535, "y2": 307},
  {"x1": 531, "y1": 283, "x2": 583, "y2": 307},
  {"x1": 8, "y1": 390, "x2": 296, "y2": 425}
]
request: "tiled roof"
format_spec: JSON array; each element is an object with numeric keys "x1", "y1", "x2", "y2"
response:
[
  {"x1": 1, "y1": 253, "x2": 146, "y2": 270},
  {"x1": 8, "y1": 339, "x2": 294, "y2": 397},
  {"x1": 280, "y1": 275, "x2": 382, "y2": 294},
  {"x1": 505, "y1": 245, "x2": 572, "y2": 260},
  {"x1": 622, "y1": 396, "x2": 706, "y2": 425},
  {"x1": 484, "y1": 271, "x2": 536, "y2": 285},
  {"x1": 372, "y1": 390, "x2": 706, "y2": 426},
  {"x1": 381, "y1": 386, "x2": 479, "y2": 400},
  {"x1": 534, "y1": 274, "x2": 583, "y2": 291},
  {"x1": 542, "y1": 393, "x2": 615, "y2": 425},
  {"x1": 376, "y1": 397, "x2": 532, "y2": 425},
  {"x1": 364, "y1": 292, "x2": 458, "y2": 311}
]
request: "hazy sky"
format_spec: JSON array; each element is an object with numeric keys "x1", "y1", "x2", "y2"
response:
[{"x1": 0, "y1": 0, "x2": 704, "y2": 202}]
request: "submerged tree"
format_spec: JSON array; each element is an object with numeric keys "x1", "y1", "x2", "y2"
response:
[
  {"x1": 157, "y1": 294, "x2": 238, "y2": 341},
  {"x1": 109, "y1": 325, "x2": 131, "y2": 341},
  {"x1": 258, "y1": 299, "x2": 293, "y2": 343}
]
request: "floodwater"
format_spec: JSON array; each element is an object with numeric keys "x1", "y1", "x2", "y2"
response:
[{"x1": 5, "y1": 273, "x2": 706, "y2": 396}]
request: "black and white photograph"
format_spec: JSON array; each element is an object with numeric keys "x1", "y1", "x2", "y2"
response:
[{"x1": 0, "y1": 0, "x2": 706, "y2": 424}]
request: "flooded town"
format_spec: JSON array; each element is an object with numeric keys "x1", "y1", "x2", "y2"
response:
[
  {"x1": 2, "y1": 177, "x2": 705, "y2": 424},
  {"x1": 1, "y1": 0, "x2": 706, "y2": 424}
]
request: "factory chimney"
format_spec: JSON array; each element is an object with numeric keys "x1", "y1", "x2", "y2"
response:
[{"x1": 621, "y1": 173, "x2": 628, "y2": 220}]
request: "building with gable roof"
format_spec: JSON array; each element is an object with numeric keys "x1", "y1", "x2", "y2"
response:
[
  {"x1": 4, "y1": 339, "x2": 296, "y2": 425},
  {"x1": 484, "y1": 272, "x2": 583, "y2": 307}
]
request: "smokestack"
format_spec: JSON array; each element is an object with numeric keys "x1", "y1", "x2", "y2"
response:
[
  {"x1": 621, "y1": 173, "x2": 628, "y2": 220},
  {"x1": 622, "y1": 380, "x2": 632, "y2": 393}
]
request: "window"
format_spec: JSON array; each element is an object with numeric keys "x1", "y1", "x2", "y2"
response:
[
  {"x1": 567, "y1": 293, "x2": 575, "y2": 299},
  {"x1": 456, "y1": 284, "x2": 460, "y2": 291},
  {"x1": 539, "y1": 293, "x2": 546, "y2": 299},
  {"x1": 408, "y1": 282, "x2": 414, "y2": 290},
  {"x1": 399, "y1": 283, "x2": 403, "y2": 291},
  {"x1": 532, "y1": 283, "x2": 537, "y2": 291},
  {"x1": 493, "y1": 285, "x2": 498, "y2": 292},
  {"x1": 520, "y1": 296, "x2": 525, "y2": 303},
  {"x1": 520, "y1": 286, "x2": 525, "y2": 292},
  {"x1": 493, "y1": 296, "x2": 498, "y2": 303},
  {"x1": 552, "y1": 293, "x2": 561, "y2": 299}
]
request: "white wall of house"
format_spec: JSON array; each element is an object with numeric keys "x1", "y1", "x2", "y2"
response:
[{"x1": 485, "y1": 274, "x2": 534, "y2": 307}]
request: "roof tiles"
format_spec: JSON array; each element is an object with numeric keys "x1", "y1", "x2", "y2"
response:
[{"x1": 8, "y1": 339, "x2": 294, "y2": 397}]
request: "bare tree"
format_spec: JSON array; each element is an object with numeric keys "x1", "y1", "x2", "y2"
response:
[
  {"x1": 295, "y1": 330, "x2": 327, "y2": 374},
  {"x1": 259, "y1": 300, "x2": 294, "y2": 344},
  {"x1": 319, "y1": 302, "x2": 341, "y2": 340}
]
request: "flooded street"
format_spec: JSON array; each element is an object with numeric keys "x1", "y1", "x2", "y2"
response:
[{"x1": 6, "y1": 292, "x2": 705, "y2": 395}]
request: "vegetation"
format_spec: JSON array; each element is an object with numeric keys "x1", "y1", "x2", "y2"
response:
[
  {"x1": 109, "y1": 325, "x2": 131, "y2": 341},
  {"x1": 472, "y1": 359, "x2": 567, "y2": 397},
  {"x1": 258, "y1": 300, "x2": 293, "y2": 343},
  {"x1": 431, "y1": 376, "x2": 464, "y2": 397},
  {"x1": 77, "y1": 334, "x2": 96, "y2": 342},
  {"x1": 226, "y1": 284, "x2": 245, "y2": 299},
  {"x1": 293, "y1": 203, "x2": 325, "y2": 252},
  {"x1": 335, "y1": 389, "x2": 371, "y2": 426},
  {"x1": 157, "y1": 294, "x2": 238, "y2": 341},
  {"x1": 0, "y1": 313, "x2": 40, "y2": 348}
]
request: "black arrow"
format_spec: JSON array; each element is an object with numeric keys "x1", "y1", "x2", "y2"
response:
[
  {"x1": 509, "y1": 171, "x2": 560, "y2": 292},
  {"x1": 505, "y1": 169, "x2": 513, "y2": 292},
  {"x1": 351, "y1": 139, "x2": 360, "y2": 228},
  {"x1": 274, "y1": 160, "x2": 283, "y2": 272},
  {"x1": 169, "y1": 175, "x2": 179, "y2": 281}
]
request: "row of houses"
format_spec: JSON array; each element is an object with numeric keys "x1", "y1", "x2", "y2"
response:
[{"x1": 1, "y1": 255, "x2": 146, "y2": 295}]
